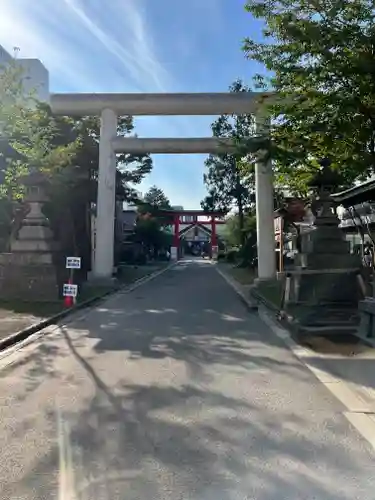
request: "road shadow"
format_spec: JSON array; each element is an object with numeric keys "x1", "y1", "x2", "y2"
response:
[
  {"x1": 78, "y1": 262, "x2": 313, "y2": 383},
  {"x1": 0, "y1": 261, "x2": 317, "y2": 402},
  {"x1": 18, "y1": 326, "x2": 375, "y2": 500},
  {"x1": 3, "y1": 255, "x2": 375, "y2": 498},
  {"x1": 85, "y1": 305, "x2": 312, "y2": 383}
]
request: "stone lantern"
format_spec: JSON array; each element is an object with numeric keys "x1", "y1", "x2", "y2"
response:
[
  {"x1": 0, "y1": 168, "x2": 60, "y2": 301},
  {"x1": 283, "y1": 160, "x2": 362, "y2": 337},
  {"x1": 10, "y1": 169, "x2": 58, "y2": 255}
]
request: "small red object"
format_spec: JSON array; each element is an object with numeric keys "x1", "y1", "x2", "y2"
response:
[{"x1": 64, "y1": 278, "x2": 74, "y2": 308}]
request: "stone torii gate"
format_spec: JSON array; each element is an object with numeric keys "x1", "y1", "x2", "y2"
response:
[{"x1": 50, "y1": 92, "x2": 276, "y2": 281}]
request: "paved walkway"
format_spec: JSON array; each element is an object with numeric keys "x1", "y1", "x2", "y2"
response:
[{"x1": 0, "y1": 259, "x2": 374, "y2": 499}]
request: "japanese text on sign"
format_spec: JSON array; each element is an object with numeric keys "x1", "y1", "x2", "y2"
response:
[
  {"x1": 63, "y1": 284, "x2": 78, "y2": 297},
  {"x1": 66, "y1": 257, "x2": 81, "y2": 269}
]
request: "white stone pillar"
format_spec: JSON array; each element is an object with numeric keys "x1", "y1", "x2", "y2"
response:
[
  {"x1": 93, "y1": 108, "x2": 117, "y2": 279},
  {"x1": 255, "y1": 115, "x2": 276, "y2": 280},
  {"x1": 170, "y1": 247, "x2": 178, "y2": 261},
  {"x1": 171, "y1": 215, "x2": 179, "y2": 261}
]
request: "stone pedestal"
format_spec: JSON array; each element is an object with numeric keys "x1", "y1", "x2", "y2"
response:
[
  {"x1": 211, "y1": 245, "x2": 219, "y2": 260},
  {"x1": 285, "y1": 191, "x2": 361, "y2": 336},
  {"x1": 0, "y1": 171, "x2": 60, "y2": 301},
  {"x1": 357, "y1": 298, "x2": 375, "y2": 339}
]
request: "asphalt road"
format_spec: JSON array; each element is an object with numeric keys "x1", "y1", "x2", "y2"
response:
[{"x1": 0, "y1": 259, "x2": 374, "y2": 500}]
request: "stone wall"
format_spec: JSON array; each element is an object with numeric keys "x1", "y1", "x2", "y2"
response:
[{"x1": 0, "y1": 253, "x2": 59, "y2": 301}]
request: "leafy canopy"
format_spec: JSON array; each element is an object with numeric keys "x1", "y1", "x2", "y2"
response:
[
  {"x1": 0, "y1": 63, "x2": 152, "y2": 203},
  {"x1": 243, "y1": 0, "x2": 375, "y2": 195},
  {"x1": 0, "y1": 64, "x2": 79, "y2": 199},
  {"x1": 134, "y1": 185, "x2": 172, "y2": 250},
  {"x1": 201, "y1": 79, "x2": 256, "y2": 214}
]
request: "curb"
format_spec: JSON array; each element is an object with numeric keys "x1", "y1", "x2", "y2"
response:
[
  {"x1": 250, "y1": 287, "x2": 281, "y2": 314},
  {"x1": 0, "y1": 262, "x2": 175, "y2": 353},
  {"x1": 215, "y1": 265, "x2": 375, "y2": 452},
  {"x1": 214, "y1": 264, "x2": 258, "y2": 312}
]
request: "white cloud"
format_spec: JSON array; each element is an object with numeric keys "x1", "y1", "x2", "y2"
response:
[
  {"x1": 0, "y1": 0, "x2": 171, "y2": 92},
  {"x1": 62, "y1": 0, "x2": 170, "y2": 92},
  {"x1": 0, "y1": 0, "x2": 224, "y2": 207}
]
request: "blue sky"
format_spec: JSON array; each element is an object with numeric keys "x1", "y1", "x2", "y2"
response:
[{"x1": 0, "y1": 0, "x2": 264, "y2": 208}]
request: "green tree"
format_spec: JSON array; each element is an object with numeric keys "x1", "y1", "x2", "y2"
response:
[
  {"x1": 224, "y1": 212, "x2": 258, "y2": 267},
  {"x1": 0, "y1": 64, "x2": 79, "y2": 200},
  {"x1": 133, "y1": 186, "x2": 172, "y2": 257},
  {"x1": 143, "y1": 185, "x2": 171, "y2": 209},
  {"x1": 243, "y1": 0, "x2": 375, "y2": 195},
  {"x1": 224, "y1": 212, "x2": 256, "y2": 248},
  {"x1": 44, "y1": 113, "x2": 152, "y2": 272},
  {"x1": 201, "y1": 79, "x2": 256, "y2": 244},
  {"x1": 138, "y1": 185, "x2": 171, "y2": 227},
  {"x1": 0, "y1": 63, "x2": 153, "y2": 272},
  {"x1": 0, "y1": 64, "x2": 80, "y2": 253}
]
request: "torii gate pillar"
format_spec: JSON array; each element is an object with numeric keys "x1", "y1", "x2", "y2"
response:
[
  {"x1": 255, "y1": 115, "x2": 276, "y2": 280},
  {"x1": 95, "y1": 108, "x2": 118, "y2": 278}
]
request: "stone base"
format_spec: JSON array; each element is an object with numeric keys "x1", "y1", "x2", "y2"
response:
[
  {"x1": 287, "y1": 268, "x2": 361, "y2": 304},
  {"x1": 284, "y1": 268, "x2": 361, "y2": 336},
  {"x1": 357, "y1": 298, "x2": 375, "y2": 339},
  {"x1": 211, "y1": 245, "x2": 219, "y2": 260},
  {"x1": 87, "y1": 272, "x2": 118, "y2": 287},
  {"x1": 0, "y1": 253, "x2": 59, "y2": 301}
]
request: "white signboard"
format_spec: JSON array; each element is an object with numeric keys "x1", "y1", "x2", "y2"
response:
[
  {"x1": 66, "y1": 257, "x2": 81, "y2": 269},
  {"x1": 63, "y1": 284, "x2": 78, "y2": 297},
  {"x1": 274, "y1": 216, "x2": 283, "y2": 242}
]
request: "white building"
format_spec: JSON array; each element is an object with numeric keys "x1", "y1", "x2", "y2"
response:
[
  {"x1": 0, "y1": 45, "x2": 12, "y2": 65},
  {"x1": 0, "y1": 44, "x2": 49, "y2": 103},
  {"x1": 172, "y1": 205, "x2": 195, "y2": 223},
  {"x1": 16, "y1": 58, "x2": 49, "y2": 102}
]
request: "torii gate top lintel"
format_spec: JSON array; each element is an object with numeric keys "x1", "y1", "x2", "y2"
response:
[{"x1": 50, "y1": 91, "x2": 274, "y2": 116}]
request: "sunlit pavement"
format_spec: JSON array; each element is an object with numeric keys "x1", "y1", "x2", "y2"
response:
[{"x1": 0, "y1": 259, "x2": 374, "y2": 499}]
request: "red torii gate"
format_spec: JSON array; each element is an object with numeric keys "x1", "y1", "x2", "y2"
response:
[{"x1": 160, "y1": 210, "x2": 226, "y2": 260}]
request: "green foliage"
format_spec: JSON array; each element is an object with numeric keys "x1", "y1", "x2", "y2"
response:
[
  {"x1": 224, "y1": 212, "x2": 258, "y2": 267},
  {"x1": 0, "y1": 62, "x2": 153, "y2": 272},
  {"x1": 225, "y1": 248, "x2": 239, "y2": 263},
  {"x1": 0, "y1": 63, "x2": 152, "y2": 203},
  {"x1": 201, "y1": 79, "x2": 256, "y2": 216},
  {"x1": 243, "y1": 0, "x2": 375, "y2": 195},
  {"x1": 0, "y1": 63, "x2": 35, "y2": 134},
  {"x1": 135, "y1": 216, "x2": 171, "y2": 250},
  {"x1": 143, "y1": 185, "x2": 171, "y2": 209},
  {"x1": 0, "y1": 64, "x2": 79, "y2": 199},
  {"x1": 68, "y1": 114, "x2": 152, "y2": 203},
  {"x1": 224, "y1": 212, "x2": 257, "y2": 247},
  {"x1": 137, "y1": 185, "x2": 172, "y2": 228},
  {"x1": 133, "y1": 186, "x2": 172, "y2": 255}
]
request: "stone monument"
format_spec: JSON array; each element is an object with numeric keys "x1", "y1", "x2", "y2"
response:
[
  {"x1": 0, "y1": 169, "x2": 60, "y2": 301},
  {"x1": 284, "y1": 161, "x2": 362, "y2": 336}
]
